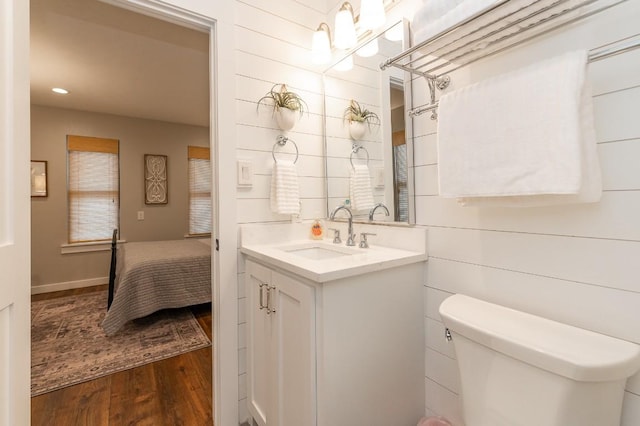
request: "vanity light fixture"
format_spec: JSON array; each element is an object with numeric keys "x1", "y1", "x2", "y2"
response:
[
  {"x1": 312, "y1": 23, "x2": 332, "y2": 65},
  {"x1": 312, "y1": 0, "x2": 396, "y2": 66},
  {"x1": 334, "y1": 2, "x2": 357, "y2": 49},
  {"x1": 359, "y1": 0, "x2": 386, "y2": 30},
  {"x1": 52, "y1": 87, "x2": 69, "y2": 94}
]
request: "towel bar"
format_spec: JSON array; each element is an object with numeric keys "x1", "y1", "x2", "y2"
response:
[
  {"x1": 381, "y1": 0, "x2": 636, "y2": 119},
  {"x1": 408, "y1": 32, "x2": 640, "y2": 118},
  {"x1": 349, "y1": 144, "x2": 370, "y2": 169},
  {"x1": 272, "y1": 135, "x2": 299, "y2": 164}
]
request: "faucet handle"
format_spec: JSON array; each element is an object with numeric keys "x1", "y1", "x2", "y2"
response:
[
  {"x1": 358, "y1": 232, "x2": 377, "y2": 249},
  {"x1": 327, "y1": 228, "x2": 341, "y2": 244}
]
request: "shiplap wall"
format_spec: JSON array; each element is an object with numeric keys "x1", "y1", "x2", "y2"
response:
[
  {"x1": 237, "y1": 0, "x2": 640, "y2": 424},
  {"x1": 409, "y1": 2, "x2": 640, "y2": 425},
  {"x1": 233, "y1": 0, "x2": 327, "y2": 421}
]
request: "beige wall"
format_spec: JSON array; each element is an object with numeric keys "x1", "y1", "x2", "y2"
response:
[{"x1": 30, "y1": 105, "x2": 209, "y2": 287}]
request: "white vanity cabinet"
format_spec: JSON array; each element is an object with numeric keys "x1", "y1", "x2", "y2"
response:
[
  {"x1": 245, "y1": 256, "x2": 425, "y2": 426},
  {"x1": 246, "y1": 259, "x2": 316, "y2": 426}
]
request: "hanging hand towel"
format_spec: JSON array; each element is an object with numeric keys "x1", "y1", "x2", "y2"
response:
[
  {"x1": 437, "y1": 49, "x2": 601, "y2": 207},
  {"x1": 349, "y1": 164, "x2": 375, "y2": 211},
  {"x1": 270, "y1": 160, "x2": 300, "y2": 215}
]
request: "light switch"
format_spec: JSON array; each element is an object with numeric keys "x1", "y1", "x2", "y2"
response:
[
  {"x1": 137, "y1": 211, "x2": 144, "y2": 220},
  {"x1": 237, "y1": 160, "x2": 253, "y2": 187}
]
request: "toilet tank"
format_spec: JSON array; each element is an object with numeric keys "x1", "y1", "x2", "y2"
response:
[{"x1": 439, "y1": 294, "x2": 640, "y2": 426}]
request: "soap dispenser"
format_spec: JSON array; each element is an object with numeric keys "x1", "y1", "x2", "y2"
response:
[{"x1": 310, "y1": 219, "x2": 324, "y2": 240}]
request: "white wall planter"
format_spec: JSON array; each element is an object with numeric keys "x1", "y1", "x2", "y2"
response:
[
  {"x1": 348, "y1": 121, "x2": 366, "y2": 140},
  {"x1": 275, "y1": 107, "x2": 297, "y2": 131}
]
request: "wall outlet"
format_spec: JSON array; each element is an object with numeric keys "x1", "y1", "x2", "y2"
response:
[{"x1": 137, "y1": 211, "x2": 144, "y2": 220}]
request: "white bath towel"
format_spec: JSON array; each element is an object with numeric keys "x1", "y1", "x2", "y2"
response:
[
  {"x1": 412, "y1": 0, "x2": 465, "y2": 34},
  {"x1": 270, "y1": 160, "x2": 300, "y2": 215},
  {"x1": 412, "y1": 0, "x2": 591, "y2": 62},
  {"x1": 349, "y1": 164, "x2": 375, "y2": 211},
  {"x1": 413, "y1": 0, "x2": 499, "y2": 46},
  {"x1": 437, "y1": 49, "x2": 601, "y2": 207}
]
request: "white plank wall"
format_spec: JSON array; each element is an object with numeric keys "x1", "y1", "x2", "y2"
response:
[
  {"x1": 409, "y1": 1, "x2": 640, "y2": 424},
  {"x1": 234, "y1": 0, "x2": 640, "y2": 424},
  {"x1": 233, "y1": 0, "x2": 326, "y2": 421}
]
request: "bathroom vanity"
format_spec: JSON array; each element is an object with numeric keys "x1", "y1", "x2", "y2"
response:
[{"x1": 241, "y1": 222, "x2": 427, "y2": 426}]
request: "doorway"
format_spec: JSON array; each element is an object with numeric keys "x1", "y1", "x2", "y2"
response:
[{"x1": 29, "y1": 0, "x2": 220, "y2": 423}]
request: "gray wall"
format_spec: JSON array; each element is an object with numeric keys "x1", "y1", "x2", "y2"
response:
[{"x1": 30, "y1": 105, "x2": 209, "y2": 287}]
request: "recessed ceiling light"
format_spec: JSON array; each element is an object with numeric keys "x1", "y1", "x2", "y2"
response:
[{"x1": 52, "y1": 87, "x2": 69, "y2": 94}]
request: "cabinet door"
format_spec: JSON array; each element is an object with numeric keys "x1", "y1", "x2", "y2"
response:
[
  {"x1": 246, "y1": 261, "x2": 273, "y2": 426},
  {"x1": 270, "y1": 271, "x2": 316, "y2": 426}
]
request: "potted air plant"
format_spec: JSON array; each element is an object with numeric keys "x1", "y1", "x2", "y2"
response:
[
  {"x1": 343, "y1": 99, "x2": 380, "y2": 140},
  {"x1": 257, "y1": 83, "x2": 308, "y2": 131}
]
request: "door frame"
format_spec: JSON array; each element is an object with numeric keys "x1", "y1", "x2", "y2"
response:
[
  {"x1": 0, "y1": 0, "x2": 31, "y2": 424},
  {"x1": 101, "y1": 1, "x2": 238, "y2": 425}
]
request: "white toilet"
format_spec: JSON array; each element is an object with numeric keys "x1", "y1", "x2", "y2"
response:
[{"x1": 439, "y1": 294, "x2": 640, "y2": 426}]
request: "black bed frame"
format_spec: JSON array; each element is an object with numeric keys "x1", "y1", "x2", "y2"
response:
[{"x1": 108, "y1": 228, "x2": 117, "y2": 310}]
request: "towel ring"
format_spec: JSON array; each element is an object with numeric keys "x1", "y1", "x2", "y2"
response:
[
  {"x1": 349, "y1": 144, "x2": 369, "y2": 169},
  {"x1": 272, "y1": 135, "x2": 299, "y2": 164}
]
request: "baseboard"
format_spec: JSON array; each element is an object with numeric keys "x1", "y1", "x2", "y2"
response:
[{"x1": 31, "y1": 276, "x2": 108, "y2": 295}]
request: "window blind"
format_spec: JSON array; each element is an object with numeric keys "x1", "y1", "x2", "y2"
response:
[
  {"x1": 67, "y1": 136, "x2": 119, "y2": 243},
  {"x1": 188, "y1": 146, "x2": 211, "y2": 235},
  {"x1": 393, "y1": 144, "x2": 408, "y2": 222}
]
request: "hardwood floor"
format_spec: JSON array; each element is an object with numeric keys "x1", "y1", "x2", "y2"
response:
[{"x1": 31, "y1": 285, "x2": 213, "y2": 425}]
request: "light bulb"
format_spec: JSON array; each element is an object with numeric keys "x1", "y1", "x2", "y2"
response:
[
  {"x1": 312, "y1": 24, "x2": 332, "y2": 64},
  {"x1": 334, "y1": 3, "x2": 356, "y2": 49}
]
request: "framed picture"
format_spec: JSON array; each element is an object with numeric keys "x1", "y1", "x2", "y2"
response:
[
  {"x1": 31, "y1": 160, "x2": 48, "y2": 197},
  {"x1": 144, "y1": 154, "x2": 168, "y2": 204}
]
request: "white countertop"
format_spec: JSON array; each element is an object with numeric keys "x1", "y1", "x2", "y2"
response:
[{"x1": 240, "y1": 223, "x2": 428, "y2": 282}]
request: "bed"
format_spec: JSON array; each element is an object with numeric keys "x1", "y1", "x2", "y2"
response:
[{"x1": 102, "y1": 236, "x2": 212, "y2": 336}]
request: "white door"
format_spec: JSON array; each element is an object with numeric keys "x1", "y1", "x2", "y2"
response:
[
  {"x1": 271, "y1": 271, "x2": 315, "y2": 426},
  {"x1": 0, "y1": 0, "x2": 32, "y2": 425}
]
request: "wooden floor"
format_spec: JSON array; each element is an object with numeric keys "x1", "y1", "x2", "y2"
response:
[{"x1": 31, "y1": 285, "x2": 213, "y2": 426}]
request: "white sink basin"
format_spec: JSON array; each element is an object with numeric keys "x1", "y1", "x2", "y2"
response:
[
  {"x1": 285, "y1": 246, "x2": 351, "y2": 260},
  {"x1": 240, "y1": 223, "x2": 428, "y2": 282},
  {"x1": 279, "y1": 243, "x2": 357, "y2": 260}
]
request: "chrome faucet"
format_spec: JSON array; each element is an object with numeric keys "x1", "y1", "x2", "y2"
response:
[
  {"x1": 368, "y1": 203, "x2": 390, "y2": 221},
  {"x1": 329, "y1": 205, "x2": 355, "y2": 246}
]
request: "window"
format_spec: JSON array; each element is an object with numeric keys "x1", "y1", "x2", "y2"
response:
[
  {"x1": 67, "y1": 135, "x2": 119, "y2": 243},
  {"x1": 188, "y1": 146, "x2": 211, "y2": 235}
]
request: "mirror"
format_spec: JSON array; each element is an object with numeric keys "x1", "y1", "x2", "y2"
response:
[{"x1": 323, "y1": 20, "x2": 413, "y2": 224}]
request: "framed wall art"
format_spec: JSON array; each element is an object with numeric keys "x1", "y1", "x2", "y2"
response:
[
  {"x1": 31, "y1": 160, "x2": 48, "y2": 197},
  {"x1": 144, "y1": 154, "x2": 168, "y2": 204}
]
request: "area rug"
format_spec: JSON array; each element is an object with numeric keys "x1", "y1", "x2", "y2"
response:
[{"x1": 31, "y1": 290, "x2": 211, "y2": 396}]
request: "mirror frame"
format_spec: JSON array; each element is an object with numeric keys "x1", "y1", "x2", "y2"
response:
[{"x1": 322, "y1": 19, "x2": 415, "y2": 225}]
